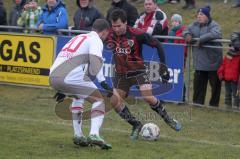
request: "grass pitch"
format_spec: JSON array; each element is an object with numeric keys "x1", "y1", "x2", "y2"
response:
[
  {"x1": 1, "y1": 1, "x2": 240, "y2": 158},
  {"x1": 0, "y1": 85, "x2": 240, "y2": 159}
]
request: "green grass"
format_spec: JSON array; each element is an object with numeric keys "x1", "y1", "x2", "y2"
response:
[
  {"x1": 1, "y1": 1, "x2": 240, "y2": 158},
  {"x1": 0, "y1": 85, "x2": 240, "y2": 159}
]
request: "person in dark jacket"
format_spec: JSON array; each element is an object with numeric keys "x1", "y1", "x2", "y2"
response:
[
  {"x1": 0, "y1": 0, "x2": 7, "y2": 31},
  {"x1": 182, "y1": 0, "x2": 195, "y2": 9},
  {"x1": 0, "y1": 0, "x2": 6, "y2": 25},
  {"x1": 73, "y1": 0, "x2": 103, "y2": 31},
  {"x1": 37, "y1": 0, "x2": 68, "y2": 34},
  {"x1": 9, "y1": 0, "x2": 26, "y2": 31},
  {"x1": 106, "y1": 0, "x2": 138, "y2": 27},
  {"x1": 232, "y1": 0, "x2": 240, "y2": 7},
  {"x1": 183, "y1": 6, "x2": 222, "y2": 107}
]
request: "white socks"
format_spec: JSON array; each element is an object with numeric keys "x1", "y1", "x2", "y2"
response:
[
  {"x1": 89, "y1": 100, "x2": 105, "y2": 136},
  {"x1": 71, "y1": 99, "x2": 105, "y2": 137},
  {"x1": 71, "y1": 99, "x2": 84, "y2": 137}
]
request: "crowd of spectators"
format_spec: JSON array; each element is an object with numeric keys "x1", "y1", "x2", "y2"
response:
[{"x1": 0, "y1": 0, "x2": 239, "y2": 108}]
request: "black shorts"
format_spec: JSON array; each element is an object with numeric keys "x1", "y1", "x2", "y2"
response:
[{"x1": 113, "y1": 70, "x2": 150, "y2": 94}]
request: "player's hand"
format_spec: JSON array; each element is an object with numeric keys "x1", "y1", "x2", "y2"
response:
[
  {"x1": 159, "y1": 63, "x2": 170, "y2": 83},
  {"x1": 53, "y1": 92, "x2": 66, "y2": 103},
  {"x1": 100, "y1": 81, "x2": 113, "y2": 97},
  {"x1": 38, "y1": 23, "x2": 44, "y2": 30}
]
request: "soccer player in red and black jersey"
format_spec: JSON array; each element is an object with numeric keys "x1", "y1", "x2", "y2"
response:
[{"x1": 107, "y1": 9, "x2": 182, "y2": 140}]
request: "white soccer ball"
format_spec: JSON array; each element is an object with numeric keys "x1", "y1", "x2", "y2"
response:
[{"x1": 140, "y1": 123, "x2": 160, "y2": 141}]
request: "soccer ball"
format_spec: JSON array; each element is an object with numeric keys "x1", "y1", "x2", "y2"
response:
[{"x1": 140, "y1": 123, "x2": 160, "y2": 141}]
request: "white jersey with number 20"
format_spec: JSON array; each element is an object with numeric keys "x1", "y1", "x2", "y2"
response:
[{"x1": 50, "y1": 31, "x2": 105, "y2": 85}]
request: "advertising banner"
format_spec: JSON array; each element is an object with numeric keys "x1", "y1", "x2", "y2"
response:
[{"x1": 0, "y1": 33, "x2": 55, "y2": 86}]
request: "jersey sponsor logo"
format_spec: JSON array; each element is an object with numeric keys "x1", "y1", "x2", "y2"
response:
[
  {"x1": 115, "y1": 47, "x2": 131, "y2": 54},
  {"x1": 127, "y1": 39, "x2": 134, "y2": 47}
]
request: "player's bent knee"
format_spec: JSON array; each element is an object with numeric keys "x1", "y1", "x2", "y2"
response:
[
  {"x1": 142, "y1": 96, "x2": 155, "y2": 104},
  {"x1": 110, "y1": 94, "x2": 122, "y2": 109},
  {"x1": 91, "y1": 100, "x2": 105, "y2": 116},
  {"x1": 71, "y1": 98, "x2": 84, "y2": 114}
]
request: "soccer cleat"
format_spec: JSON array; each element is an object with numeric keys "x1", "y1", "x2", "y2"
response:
[
  {"x1": 73, "y1": 136, "x2": 89, "y2": 147},
  {"x1": 130, "y1": 123, "x2": 142, "y2": 140},
  {"x1": 165, "y1": 117, "x2": 182, "y2": 131},
  {"x1": 87, "y1": 135, "x2": 112, "y2": 150}
]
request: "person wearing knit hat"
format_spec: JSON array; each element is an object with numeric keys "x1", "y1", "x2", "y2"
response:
[
  {"x1": 171, "y1": 14, "x2": 182, "y2": 25},
  {"x1": 168, "y1": 13, "x2": 187, "y2": 102},
  {"x1": 195, "y1": 5, "x2": 212, "y2": 26},
  {"x1": 169, "y1": 14, "x2": 183, "y2": 43},
  {"x1": 183, "y1": 5, "x2": 223, "y2": 107},
  {"x1": 198, "y1": 5, "x2": 211, "y2": 19}
]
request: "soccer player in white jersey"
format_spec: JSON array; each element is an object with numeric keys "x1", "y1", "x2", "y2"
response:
[{"x1": 49, "y1": 19, "x2": 112, "y2": 149}]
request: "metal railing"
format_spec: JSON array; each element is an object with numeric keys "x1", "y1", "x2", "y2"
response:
[{"x1": 0, "y1": 25, "x2": 231, "y2": 44}]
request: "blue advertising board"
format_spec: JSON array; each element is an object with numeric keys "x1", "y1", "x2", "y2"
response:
[{"x1": 56, "y1": 36, "x2": 184, "y2": 102}]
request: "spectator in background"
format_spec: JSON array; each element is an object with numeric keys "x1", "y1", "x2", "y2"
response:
[
  {"x1": 37, "y1": 0, "x2": 68, "y2": 34},
  {"x1": 73, "y1": 0, "x2": 103, "y2": 31},
  {"x1": 17, "y1": 0, "x2": 42, "y2": 33},
  {"x1": 130, "y1": 0, "x2": 145, "y2": 3},
  {"x1": 168, "y1": 13, "x2": 187, "y2": 102},
  {"x1": 0, "y1": 0, "x2": 7, "y2": 31},
  {"x1": 9, "y1": 0, "x2": 26, "y2": 29},
  {"x1": 106, "y1": 0, "x2": 138, "y2": 27},
  {"x1": 168, "y1": 0, "x2": 180, "y2": 3},
  {"x1": 217, "y1": 32, "x2": 240, "y2": 109},
  {"x1": 183, "y1": 6, "x2": 222, "y2": 107},
  {"x1": 232, "y1": 0, "x2": 240, "y2": 8},
  {"x1": 134, "y1": 0, "x2": 168, "y2": 42},
  {"x1": 182, "y1": 0, "x2": 195, "y2": 9}
]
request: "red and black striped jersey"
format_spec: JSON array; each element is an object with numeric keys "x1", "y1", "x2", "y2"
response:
[{"x1": 106, "y1": 26, "x2": 166, "y2": 73}]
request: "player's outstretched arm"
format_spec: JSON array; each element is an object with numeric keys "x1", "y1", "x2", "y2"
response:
[
  {"x1": 139, "y1": 33, "x2": 166, "y2": 64},
  {"x1": 139, "y1": 33, "x2": 170, "y2": 83}
]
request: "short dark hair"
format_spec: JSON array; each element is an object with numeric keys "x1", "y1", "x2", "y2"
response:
[
  {"x1": 144, "y1": 0, "x2": 157, "y2": 3},
  {"x1": 110, "y1": 9, "x2": 127, "y2": 23},
  {"x1": 92, "y1": 19, "x2": 110, "y2": 32}
]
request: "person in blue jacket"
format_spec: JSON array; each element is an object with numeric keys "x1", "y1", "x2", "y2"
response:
[{"x1": 37, "y1": 0, "x2": 68, "y2": 34}]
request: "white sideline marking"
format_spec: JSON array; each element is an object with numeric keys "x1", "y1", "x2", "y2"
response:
[{"x1": 0, "y1": 114, "x2": 239, "y2": 149}]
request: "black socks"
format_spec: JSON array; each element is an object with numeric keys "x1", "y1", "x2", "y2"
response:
[
  {"x1": 117, "y1": 106, "x2": 141, "y2": 128},
  {"x1": 150, "y1": 100, "x2": 171, "y2": 123}
]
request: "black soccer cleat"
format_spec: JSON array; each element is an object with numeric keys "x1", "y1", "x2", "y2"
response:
[{"x1": 130, "y1": 123, "x2": 143, "y2": 140}]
